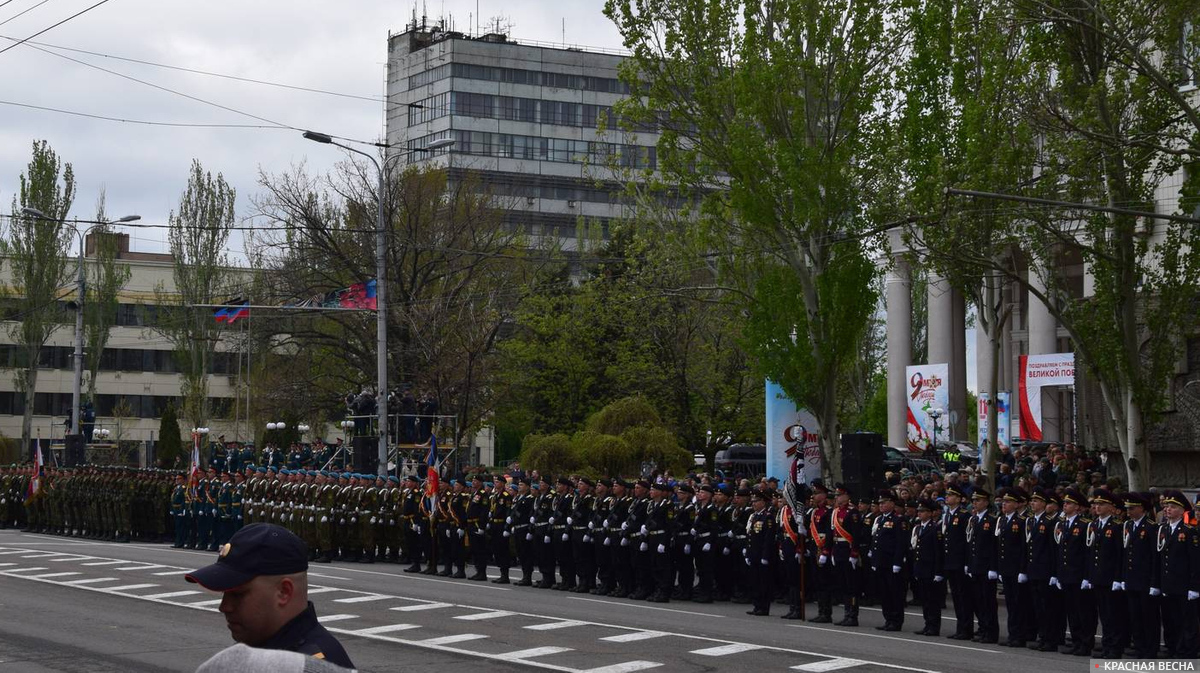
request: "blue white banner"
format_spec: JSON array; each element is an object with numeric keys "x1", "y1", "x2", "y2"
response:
[
  {"x1": 977, "y1": 391, "x2": 1011, "y2": 449},
  {"x1": 765, "y1": 380, "x2": 822, "y2": 484}
]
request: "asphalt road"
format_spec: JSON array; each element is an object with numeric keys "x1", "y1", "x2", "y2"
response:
[{"x1": 0, "y1": 529, "x2": 1084, "y2": 673}]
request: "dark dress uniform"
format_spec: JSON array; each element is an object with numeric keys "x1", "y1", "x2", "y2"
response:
[
  {"x1": 1121, "y1": 507, "x2": 1160, "y2": 658},
  {"x1": 571, "y1": 488, "x2": 596, "y2": 592},
  {"x1": 1154, "y1": 510, "x2": 1200, "y2": 658},
  {"x1": 966, "y1": 507, "x2": 999, "y2": 643},
  {"x1": 627, "y1": 495, "x2": 653, "y2": 599},
  {"x1": 911, "y1": 513, "x2": 945, "y2": 635},
  {"x1": 533, "y1": 486, "x2": 556, "y2": 588},
  {"x1": 995, "y1": 507, "x2": 1029, "y2": 646},
  {"x1": 942, "y1": 503, "x2": 974, "y2": 639},
  {"x1": 170, "y1": 480, "x2": 187, "y2": 548},
  {"x1": 592, "y1": 488, "x2": 613, "y2": 594},
  {"x1": 1025, "y1": 506, "x2": 1062, "y2": 650},
  {"x1": 778, "y1": 503, "x2": 804, "y2": 619},
  {"x1": 1088, "y1": 509, "x2": 1128, "y2": 657},
  {"x1": 870, "y1": 504, "x2": 908, "y2": 630},
  {"x1": 1055, "y1": 511, "x2": 1097, "y2": 655},
  {"x1": 831, "y1": 502, "x2": 862, "y2": 625},
  {"x1": 807, "y1": 502, "x2": 835, "y2": 622},
  {"x1": 692, "y1": 495, "x2": 719, "y2": 603},
  {"x1": 672, "y1": 495, "x2": 696, "y2": 600},
  {"x1": 489, "y1": 486, "x2": 513, "y2": 583},
  {"x1": 746, "y1": 500, "x2": 777, "y2": 616},
  {"x1": 511, "y1": 487, "x2": 535, "y2": 585},
  {"x1": 608, "y1": 491, "x2": 634, "y2": 597},
  {"x1": 465, "y1": 486, "x2": 490, "y2": 580},
  {"x1": 713, "y1": 500, "x2": 736, "y2": 601},
  {"x1": 260, "y1": 602, "x2": 355, "y2": 669},
  {"x1": 552, "y1": 487, "x2": 577, "y2": 589},
  {"x1": 646, "y1": 490, "x2": 676, "y2": 602}
]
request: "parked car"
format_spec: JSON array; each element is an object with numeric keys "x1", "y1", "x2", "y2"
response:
[{"x1": 883, "y1": 445, "x2": 943, "y2": 478}]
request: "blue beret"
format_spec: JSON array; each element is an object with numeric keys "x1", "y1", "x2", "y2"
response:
[
  {"x1": 279, "y1": 469, "x2": 290, "y2": 475},
  {"x1": 388, "y1": 476, "x2": 399, "y2": 483},
  {"x1": 450, "y1": 479, "x2": 458, "y2": 486},
  {"x1": 255, "y1": 467, "x2": 266, "y2": 473},
  {"x1": 507, "y1": 483, "x2": 517, "y2": 491}
]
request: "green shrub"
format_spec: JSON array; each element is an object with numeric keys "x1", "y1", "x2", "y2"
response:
[
  {"x1": 622, "y1": 425, "x2": 692, "y2": 475},
  {"x1": 585, "y1": 395, "x2": 661, "y2": 436},
  {"x1": 571, "y1": 430, "x2": 634, "y2": 477},
  {"x1": 518, "y1": 433, "x2": 578, "y2": 475}
]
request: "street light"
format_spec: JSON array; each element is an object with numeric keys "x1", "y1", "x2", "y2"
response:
[
  {"x1": 301, "y1": 130, "x2": 456, "y2": 477},
  {"x1": 928, "y1": 408, "x2": 944, "y2": 457},
  {"x1": 21, "y1": 207, "x2": 140, "y2": 437}
]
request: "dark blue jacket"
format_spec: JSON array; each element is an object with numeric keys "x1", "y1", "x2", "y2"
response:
[{"x1": 261, "y1": 602, "x2": 354, "y2": 669}]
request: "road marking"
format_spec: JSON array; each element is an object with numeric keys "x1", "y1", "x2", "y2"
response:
[
  {"x1": 391, "y1": 602, "x2": 452, "y2": 612},
  {"x1": 307, "y1": 587, "x2": 342, "y2": 595},
  {"x1": 504, "y1": 647, "x2": 572, "y2": 659},
  {"x1": 525, "y1": 620, "x2": 586, "y2": 630},
  {"x1": 601, "y1": 631, "x2": 667, "y2": 643},
  {"x1": 1, "y1": 566, "x2": 49, "y2": 573},
  {"x1": 317, "y1": 614, "x2": 359, "y2": 623},
  {"x1": 102, "y1": 583, "x2": 158, "y2": 593},
  {"x1": 0, "y1": 563, "x2": 15, "y2": 567},
  {"x1": 61, "y1": 577, "x2": 119, "y2": 585},
  {"x1": 153, "y1": 571, "x2": 185, "y2": 576},
  {"x1": 350, "y1": 623, "x2": 421, "y2": 635},
  {"x1": 24, "y1": 572, "x2": 82, "y2": 579},
  {"x1": 0, "y1": 550, "x2": 29, "y2": 555},
  {"x1": 19, "y1": 552, "x2": 66, "y2": 558},
  {"x1": 579, "y1": 662, "x2": 663, "y2": 673},
  {"x1": 333, "y1": 594, "x2": 391, "y2": 603},
  {"x1": 188, "y1": 599, "x2": 223, "y2": 607},
  {"x1": 412, "y1": 634, "x2": 488, "y2": 646},
  {"x1": 455, "y1": 610, "x2": 515, "y2": 621},
  {"x1": 307, "y1": 573, "x2": 351, "y2": 581},
  {"x1": 570, "y1": 596, "x2": 718, "y2": 618},
  {"x1": 788, "y1": 624, "x2": 998, "y2": 654},
  {"x1": 51, "y1": 556, "x2": 95, "y2": 562},
  {"x1": 81, "y1": 560, "x2": 128, "y2": 566},
  {"x1": 792, "y1": 658, "x2": 866, "y2": 672},
  {"x1": 116, "y1": 564, "x2": 168, "y2": 571},
  {"x1": 141, "y1": 590, "x2": 202, "y2": 600},
  {"x1": 690, "y1": 643, "x2": 762, "y2": 656}
]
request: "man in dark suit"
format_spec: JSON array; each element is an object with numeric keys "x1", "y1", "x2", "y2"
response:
[
  {"x1": 966, "y1": 488, "x2": 999, "y2": 644},
  {"x1": 942, "y1": 485, "x2": 974, "y2": 640},
  {"x1": 1054, "y1": 488, "x2": 1096, "y2": 656},
  {"x1": 1025, "y1": 488, "x2": 1062, "y2": 651},
  {"x1": 911, "y1": 498, "x2": 944, "y2": 636},
  {"x1": 870, "y1": 489, "x2": 908, "y2": 631},
  {"x1": 1121, "y1": 492, "x2": 1160, "y2": 658},
  {"x1": 996, "y1": 487, "x2": 1029, "y2": 647},
  {"x1": 1088, "y1": 488, "x2": 1128, "y2": 658},
  {"x1": 1152, "y1": 490, "x2": 1200, "y2": 658}
]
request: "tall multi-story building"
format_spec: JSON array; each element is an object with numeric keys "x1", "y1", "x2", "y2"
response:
[{"x1": 386, "y1": 22, "x2": 658, "y2": 251}]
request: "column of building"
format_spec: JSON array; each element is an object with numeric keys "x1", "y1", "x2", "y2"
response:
[{"x1": 885, "y1": 260, "x2": 912, "y2": 450}]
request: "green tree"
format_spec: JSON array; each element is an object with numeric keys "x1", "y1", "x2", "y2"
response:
[
  {"x1": 606, "y1": 0, "x2": 904, "y2": 482},
  {"x1": 157, "y1": 402, "x2": 184, "y2": 468},
  {"x1": 83, "y1": 190, "x2": 132, "y2": 401},
  {"x1": 155, "y1": 160, "x2": 235, "y2": 430},
  {"x1": 1, "y1": 140, "x2": 75, "y2": 455}
]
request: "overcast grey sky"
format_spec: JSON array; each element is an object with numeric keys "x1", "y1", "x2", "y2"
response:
[{"x1": 0, "y1": 0, "x2": 625, "y2": 256}]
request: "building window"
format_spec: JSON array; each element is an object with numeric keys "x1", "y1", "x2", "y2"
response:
[{"x1": 1183, "y1": 22, "x2": 1198, "y2": 88}]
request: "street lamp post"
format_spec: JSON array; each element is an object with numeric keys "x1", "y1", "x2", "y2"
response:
[
  {"x1": 301, "y1": 131, "x2": 454, "y2": 476},
  {"x1": 928, "y1": 408, "x2": 944, "y2": 460},
  {"x1": 21, "y1": 208, "x2": 140, "y2": 437}
]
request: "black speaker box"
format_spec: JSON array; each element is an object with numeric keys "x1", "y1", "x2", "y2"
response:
[
  {"x1": 351, "y1": 436, "x2": 378, "y2": 473},
  {"x1": 840, "y1": 432, "x2": 884, "y2": 496},
  {"x1": 64, "y1": 434, "x2": 86, "y2": 467}
]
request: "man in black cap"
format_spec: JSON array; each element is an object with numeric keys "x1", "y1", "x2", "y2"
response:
[
  {"x1": 185, "y1": 523, "x2": 354, "y2": 669},
  {"x1": 1054, "y1": 488, "x2": 1095, "y2": 656},
  {"x1": 551, "y1": 476, "x2": 577, "y2": 590},
  {"x1": 830, "y1": 484, "x2": 861, "y2": 627},
  {"x1": 942, "y1": 484, "x2": 974, "y2": 640},
  {"x1": 745, "y1": 489, "x2": 776, "y2": 616},
  {"x1": 870, "y1": 489, "x2": 908, "y2": 631},
  {"x1": 1120, "y1": 492, "x2": 1160, "y2": 658},
  {"x1": 606, "y1": 478, "x2": 634, "y2": 597},
  {"x1": 646, "y1": 481, "x2": 676, "y2": 602},
  {"x1": 1025, "y1": 488, "x2": 1061, "y2": 652},
  {"x1": 1088, "y1": 488, "x2": 1127, "y2": 658},
  {"x1": 995, "y1": 487, "x2": 1029, "y2": 647},
  {"x1": 1153, "y1": 489, "x2": 1200, "y2": 658},
  {"x1": 966, "y1": 488, "x2": 999, "y2": 643},
  {"x1": 911, "y1": 498, "x2": 944, "y2": 636},
  {"x1": 691, "y1": 483, "x2": 718, "y2": 603}
]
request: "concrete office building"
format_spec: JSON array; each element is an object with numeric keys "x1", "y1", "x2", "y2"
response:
[{"x1": 385, "y1": 21, "x2": 658, "y2": 251}]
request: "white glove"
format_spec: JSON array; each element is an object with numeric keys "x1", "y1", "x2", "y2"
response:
[
  {"x1": 780, "y1": 549, "x2": 786, "y2": 561},
  {"x1": 893, "y1": 565, "x2": 902, "y2": 574},
  {"x1": 657, "y1": 544, "x2": 666, "y2": 554},
  {"x1": 963, "y1": 565, "x2": 969, "y2": 575},
  {"x1": 621, "y1": 521, "x2": 628, "y2": 531},
  {"x1": 639, "y1": 542, "x2": 648, "y2": 552},
  {"x1": 549, "y1": 517, "x2": 556, "y2": 525},
  {"x1": 562, "y1": 533, "x2": 569, "y2": 542},
  {"x1": 690, "y1": 528, "x2": 697, "y2": 536},
  {"x1": 457, "y1": 529, "x2": 465, "y2": 539},
  {"x1": 505, "y1": 517, "x2": 512, "y2": 524},
  {"x1": 745, "y1": 557, "x2": 751, "y2": 566},
  {"x1": 320, "y1": 516, "x2": 328, "y2": 523},
  {"x1": 529, "y1": 516, "x2": 536, "y2": 524},
  {"x1": 1150, "y1": 587, "x2": 1162, "y2": 596},
  {"x1": 868, "y1": 551, "x2": 873, "y2": 559},
  {"x1": 702, "y1": 543, "x2": 711, "y2": 552},
  {"x1": 1112, "y1": 581, "x2": 1123, "y2": 591},
  {"x1": 543, "y1": 536, "x2": 551, "y2": 544},
  {"x1": 760, "y1": 558, "x2": 769, "y2": 566},
  {"x1": 987, "y1": 570, "x2": 999, "y2": 581},
  {"x1": 849, "y1": 557, "x2": 859, "y2": 569},
  {"x1": 1050, "y1": 577, "x2": 1061, "y2": 589},
  {"x1": 620, "y1": 538, "x2": 629, "y2": 547},
  {"x1": 1081, "y1": 579, "x2": 1092, "y2": 590},
  {"x1": 1189, "y1": 590, "x2": 1199, "y2": 601},
  {"x1": 525, "y1": 533, "x2": 532, "y2": 541},
  {"x1": 722, "y1": 547, "x2": 730, "y2": 556},
  {"x1": 583, "y1": 535, "x2": 591, "y2": 543},
  {"x1": 1018, "y1": 573, "x2": 1028, "y2": 584},
  {"x1": 640, "y1": 524, "x2": 648, "y2": 535},
  {"x1": 588, "y1": 521, "x2": 594, "y2": 530},
  {"x1": 370, "y1": 516, "x2": 377, "y2": 524},
  {"x1": 566, "y1": 516, "x2": 573, "y2": 525},
  {"x1": 604, "y1": 537, "x2": 611, "y2": 546},
  {"x1": 934, "y1": 575, "x2": 944, "y2": 582},
  {"x1": 683, "y1": 544, "x2": 691, "y2": 554},
  {"x1": 818, "y1": 555, "x2": 828, "y2": 566}
]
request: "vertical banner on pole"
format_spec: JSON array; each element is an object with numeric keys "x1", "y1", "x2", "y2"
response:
[
  {"x1": 1018, "y1": 353, "x2": 1075, "y2": 441},
  {"x1": 977, "y1": 392, "x2": 1012, "y2": 449},
  {"x1": 906, "y1": 364, "x2": 949, "y2": 452},
  {"x1": 765, "y1": 380, "x2": 822, "y2": 484}
]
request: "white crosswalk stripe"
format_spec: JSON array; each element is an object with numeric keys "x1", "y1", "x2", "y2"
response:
[
  {"x1": 188, "y1": 599, "x2": 223, "y2": 608},
  {"x1": 141, "y1": 590, "x2": 202, "y2": 600},
  {"x1": 525, "y1": 620, "x2": 586, "y2": 630},
  {"x1": 601, "y1": 631, "x2": 666, "y2": 642},
  {"x1": 333, "y1": 594, "x2": 391, "y2": 603},
  {"x1": 391, "y1": 602, "x2": 452, "y2": 612},
  {"x1": 317, "y1": 614, "x2": 360, "y2": 623},
  {"x1": 578, "y1": 662, "x2": 663, "y2": 673},
  {"x1": 502, "y1": 646, "x2": 572, "y2": 659},
  {"x1": 690, "y1": 643, "x2": 762, "y2": 656},
  {"x1": 101, "y1": 583, "x2": 159, "y2": 593},
  {"x1": 454, "y1": 610, "x2": 514, "y2": 620},
  {"x1": 792, "y1": 659, "x2": 866, "y2": 672},
  {"x1": 412, "y1": 633, "x2": 488, "y2": 646},
  {"x1": 349, "y1": 623, "x2": 421, "y2": 635},
  {"x1": 24, "y1": 572, "x2": 82, "y2": 579},
  {"x1": 61, "y1": 577, "x2": 119, "y2": 585},
  {"x1": 2, "y1": 566, "x2": 49, "y2": 573}
]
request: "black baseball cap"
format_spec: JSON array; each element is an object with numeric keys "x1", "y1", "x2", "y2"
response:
[{"x1": 185, "y1": 523, "x2": 308, "y2": 591}]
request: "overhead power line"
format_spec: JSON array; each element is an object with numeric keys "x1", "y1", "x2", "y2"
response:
[
  {"x1": 0, "y1": 0, "x2": 115, "y2": 57},
  {"x1": 0, "y1": 98, "x2": 291, "y2": 129},
  {"x1": 0, "y1": 0, "x2": 52, "y2": 28}
]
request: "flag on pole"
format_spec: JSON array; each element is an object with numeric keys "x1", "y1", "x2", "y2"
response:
[
  {"x1": 424, "y1": 433, "x2": 439, "y2": 509},
  {"x1": 189, "y1": 432, "x2": 202, "y2": 496},
  {"x1": 213, "y1": 298, "x2": 250, "y2": 324},
  {"x1": 27, "y1": 438, "x2": 43, "y2": 499}
]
